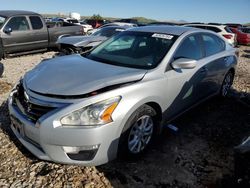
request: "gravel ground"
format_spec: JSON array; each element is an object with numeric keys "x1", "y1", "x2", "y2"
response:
[{"x1": 0, "y1": 47, "x2": 249, "y2": 188}]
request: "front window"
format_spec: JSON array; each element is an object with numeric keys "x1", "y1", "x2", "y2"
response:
[
  {"x1": 87, "y1": 31, "x2": 177, "y2": 69},
  {"x1": 0, "y1": 16, "x2": 6, "y2": 28},
  {"x1": 5, "y1": 16, "x2": 30, "y2": 31},
  {"x1": 174, "y1": 35, "x2": 202, "y2": 60}
]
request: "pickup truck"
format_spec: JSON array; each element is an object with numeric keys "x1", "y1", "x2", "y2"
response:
[{"x1": 0, "y1": 10, "x2": 84, "y2": 59}]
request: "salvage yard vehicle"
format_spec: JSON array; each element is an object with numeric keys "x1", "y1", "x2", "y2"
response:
[
  {"x1": 0, "y1": 10, "x2": 84, "y2": 59},
  {"x1": 8, "y1": 26, "x2": 238, "y2": 166},
  {"x1": 230, "y1": 27, "x2": 250, "y2": 45},
  {"x1": 184, "y1": 23, "x2": 237, "y2": 47},
  {"x1": 57, "y1": 26, "x2": 131, "y2": 54}
]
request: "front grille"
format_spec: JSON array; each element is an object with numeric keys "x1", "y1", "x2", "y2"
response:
[{"x1": 13, "y1": 83, "x2": 56, "y2": 123}]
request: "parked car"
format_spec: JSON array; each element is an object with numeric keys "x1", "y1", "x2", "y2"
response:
[
  {"x1": 225, "y1": 23, "x2": 243, "y2": 28},
  {"x1": 0, "y1": 10, "x2": 84, "y2": 59},
  {"x1": 85, "y1": 19, "x2": 104, "y2": 29},
  {"x1": 230, "y1": 27, "x2": 250, "y2": 45},
  {"x1": 148, "y1": 22, "x2": 176, "y2": 26},
  {"x1": 8, "y1": 26, "x2": 237, "y2": 166},
  {"x1": 87, "y1": 22, "x2": 136, "y2": 35},
  {"x1": 184, "y1": 23, "x2": 237, "y2": 46},
  {"x1": 57, "y1": 26, "x2": 130, "y2": 54},
  {"x1": 241, "y1": 27, "x2": 250, "y2": 34},
  {"x1": 79, "y1": 21, "x2": 93, "y2": 33}
]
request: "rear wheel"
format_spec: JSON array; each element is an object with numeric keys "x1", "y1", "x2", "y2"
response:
[
  {"x1": 118, "y1": 105, "x2": 158, "y2": 158},
  {"x1": 220, "y1": 71, "x2": 234, "y2": 97}
]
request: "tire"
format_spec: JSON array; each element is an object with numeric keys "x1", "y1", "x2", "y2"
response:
[
  {"x1": 118, "y1": 104, "x2": 158, "y2": 158},
  {"x1": 220, "y1": 71, "x2": 234, "y2": 97}
]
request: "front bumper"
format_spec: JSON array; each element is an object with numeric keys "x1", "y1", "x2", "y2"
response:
[{"x1": 8, "y1": 94, "x2": 120, "y2": 166}]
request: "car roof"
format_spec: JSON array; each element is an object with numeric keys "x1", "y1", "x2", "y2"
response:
[
  {"x1": 0, "y1": 10, "x2": 39, "y2": 18},
  {"x1": 128, "y1": 25, "x2": 198, "y2": 36},
  {"x1": 185, "y1": 23, "x2": 227, "y2": 28},
  {"x1": 101, "y1": 25, "x2": 131, "y2": 29}
]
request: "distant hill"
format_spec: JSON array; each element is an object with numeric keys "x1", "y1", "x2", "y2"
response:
[{"x1": 41, "y1": 14, "x2": 157, "y2": 23}]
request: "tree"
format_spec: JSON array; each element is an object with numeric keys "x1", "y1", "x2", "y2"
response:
[{"x1": 91, "y1": 14, "x2": 103, "y2": 20}]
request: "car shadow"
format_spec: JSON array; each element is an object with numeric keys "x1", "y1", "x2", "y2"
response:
[
  {"x1": 97, "y1": 92, "x2": 250, "y2": 187},
  {"x1": 0, "y1": 62, "x2": 3, "y2": 77}
]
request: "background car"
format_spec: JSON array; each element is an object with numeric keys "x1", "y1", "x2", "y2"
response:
[
  {"x1": 79, "y1": 21, "x2": 93, "y2": 33},
  {"x1": 57, "y1": 25, "x2": 132, "y2": 54},
  {"x1": 87, "y1": 22, "x2": 137, "y2": 35},
  {"x1": 230, "y1": 27, "x2": 250, "y2": 45},
  {"x1": 184, "y1": 23, "x2": 237, "y2": 46},
  {"x1": 241, "y1": 27, "x2": 250, "y2": 34},
  {"x1": 0, "y1": 10, "x2": 84, "y2": 59},
  {"x1": 85, "y1": 19, "x2": 105, "y2": 29}
]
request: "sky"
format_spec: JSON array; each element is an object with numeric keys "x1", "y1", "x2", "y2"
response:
[{"x1": 1, "y1": 0, "x2": 250, "y2": 23}]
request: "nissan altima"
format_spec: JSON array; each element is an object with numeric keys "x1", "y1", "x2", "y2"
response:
[{"x1": 8, "y1": 26, "x2": 238, "y2": 166}]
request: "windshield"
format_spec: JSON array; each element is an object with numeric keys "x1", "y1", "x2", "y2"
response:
[
  {"x1": 91, "y1": 27, "x2": 124, "y2": 37},
  {"x1": 0, "y1": 16, "x2": 6, "y2": 28},
  {"x1": 87, "y1": 31, "x2": 177, "y2": 69},
  {"x1": 242, "y1": 28, "x2": 250, "y2": 34}
]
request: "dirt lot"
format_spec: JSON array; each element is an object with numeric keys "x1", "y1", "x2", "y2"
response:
[{"x1": 0, "y1": 46, "x2": 249, "y2": 188}]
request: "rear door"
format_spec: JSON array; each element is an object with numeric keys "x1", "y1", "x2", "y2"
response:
[
  {"x1": 1, "y1": 16, "x2": 33, "y2": 53},
  {"x1": 28, "y1": 16, "x2": 49, "y2": 50},
  {"x1": 200, "y1": 33, "x2": 228, "y2": 94}
]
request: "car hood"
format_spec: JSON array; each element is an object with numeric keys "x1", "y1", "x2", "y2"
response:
[
  {"x1": 24, "y1": 55, "x2": 147, "y2": 96},
  {"x1": 57, "y1": 35, "x2": 107, "y2": 47}
]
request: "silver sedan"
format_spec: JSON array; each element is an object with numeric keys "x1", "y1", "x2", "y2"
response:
[{"x1": 8, "y1": 26, "x2": 237, "y2": 166}]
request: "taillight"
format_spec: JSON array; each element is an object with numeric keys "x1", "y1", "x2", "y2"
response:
[{"x1": 223, "y1": 34, "x2": 233, "y2": 39}]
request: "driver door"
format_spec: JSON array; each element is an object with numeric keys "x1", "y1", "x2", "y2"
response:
[
  {"x1": 164, "y1": 34, "x2": 209, "y2": 119},
  {"x1": 1, "y1": 16, "x2": 33, "y2": 53}
]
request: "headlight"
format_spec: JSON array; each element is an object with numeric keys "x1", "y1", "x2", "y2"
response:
[{"x1": 60, "y1": 96, "x2": 121, "y2": 126}]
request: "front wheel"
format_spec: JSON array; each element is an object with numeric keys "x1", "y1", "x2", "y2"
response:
[
  {"x1": 220, "y1": 71, "x2": 234, "y2": 97},
  {"x1": 118, "y1": 105, "x2": 158, "y2": 158}
]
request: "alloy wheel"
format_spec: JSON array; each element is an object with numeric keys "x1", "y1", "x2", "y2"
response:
[{"x1": 128, "y1": 115, "x2": 154, "y2": 154}]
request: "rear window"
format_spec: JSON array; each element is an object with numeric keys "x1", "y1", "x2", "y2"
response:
[
  {"x1": 29, "y1": 16, "x2": 43, "y2": 30},
  {"x1": 224, "y1": 26, "x2": 233, "y2": 33},
  {"x1": 206, "y1": 26, "x2": 221, "y2": 33},
  {"x1": 241, "y1": 28, "x2": 250, "y2": 34},
  {"x1": 92, "y1": 27, "x2": 124, "y2": 37},
  {"x1": 202, "y1": 34, "x2": 225, "y2": 57},
  {"x1": 188, "y1": 25, "x2": 206, "y2": 30}
]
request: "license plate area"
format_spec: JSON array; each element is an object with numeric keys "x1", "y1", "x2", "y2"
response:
[{"x1": 11, "y1": 116, "x2": 25, "y2": 137}]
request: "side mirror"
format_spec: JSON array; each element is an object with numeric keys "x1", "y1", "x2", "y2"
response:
[
  {"x1": 3, "y1": 27, "x2": 12, "y2": 34},
  {"x1": 171, "y1": 58, "x2": 197, "y2": 69}
]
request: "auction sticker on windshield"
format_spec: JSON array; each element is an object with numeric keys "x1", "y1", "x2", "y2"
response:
[{"x1": 152, "y1": 33, "x2": 174, "y2": 40}]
